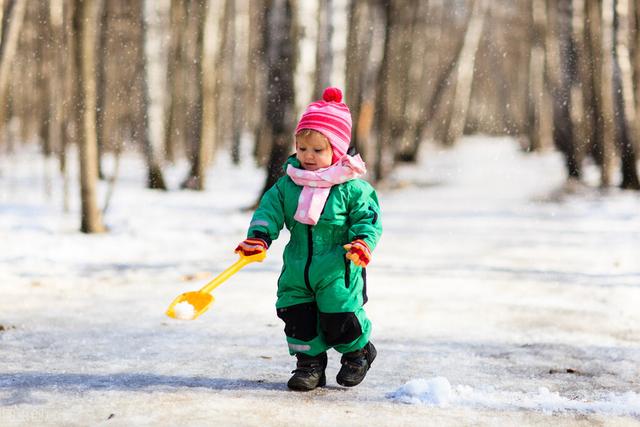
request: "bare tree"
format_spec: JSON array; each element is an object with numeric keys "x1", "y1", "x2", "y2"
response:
[
  {"x1": 573, "y1": 0, "x2": 597, "y2": 164},
  {"x1": 598, "y1": 0, "x2": 619, "y2": 186},
  {"x1": 0, "y1": 0, "x2": 27, "y2": 143},
  {"x1": 48, "y1": 0, "x2": 65, "y2": 167},
  {"x1": 345, "y1": 0, "x2": 385, "y2": 164},
  {"x1": 313, "y1": 0, "x2": 333, "y2": 99},
  {"x1": 528, "y1": 0, "x2": 552, "y2": 151},
  {"x1": 214, "y1": 0, "x2": 237, "y2": 161},
  {"x1": 248, "y1": 0, "x2": 271, "y2": 167},
  {"x1": 442, "y1": 0, "x2": 488, "y2": 146},
  {"x1": 140, "y1": 0, "x2": 167, "y2": 190},
  {"x1": 394, "y1": 1, "x2": 431, "y2": 163},
  {"x1": 74, "y1": 0, "x2": 106, "y2": 233},
  {"x1": 258, "y1": 0, "x2": 297, "y2": 200},
  {"x1": 612, "y1": 0, "x2": 640, "y2": 188},
  {"x1": 231, "y1": 0, "x2": 249, "y2": 164},
  {"x1": 179, "y1": 0, "x2": 206, "y2": 190},
  {"x1": 164, "y1": 0, "x2": 188, "y2": 163},
  {"x1": 550, "y1": 0, "x2": 580, "y2": 179}
]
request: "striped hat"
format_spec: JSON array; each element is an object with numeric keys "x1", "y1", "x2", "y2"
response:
[{"x1": 295, "y1": 87, "x2": 352, "y2": 163}]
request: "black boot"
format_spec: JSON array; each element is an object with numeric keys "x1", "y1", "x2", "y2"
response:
[
  {"x1": 287, "y1": 352, "x2": 327, "y2": 391},
  {"x1": 336, "y1": 342, "x2": 377, "y2": 387}
]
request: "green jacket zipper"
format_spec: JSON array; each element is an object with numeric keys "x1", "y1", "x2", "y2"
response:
[
  {"x1": 343, "y1": 255, "x2": 351, "y2": 288},
  {"x1": 303, "y1": 225, "x2": 313, "y2": 292}
]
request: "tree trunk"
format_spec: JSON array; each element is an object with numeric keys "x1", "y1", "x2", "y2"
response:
[
  {"x1": 141, "y1": 0, "x2": 167, "y2": 190},
  {"x1": 75, "y1": 0, "x2": 106, "y2": 233},
  {"x1": 570, "y1": 0, "x2": 590, "y2": 166},
  {"x1": 35, "y1": 1, "x2": 52, "y2": 156},
  {"x1": 375, "y1": 0, "x2": 430, "y2": 179},
  {"x1": 0, "y1": 0, "x2": 26, "y2": 142},
  {"x1": 550, "y1": 0, "x2": 580, "y2": 179},
  {"x1": 313, "y1": 0, "x2": 333, "y2": 99},
  {"x1": 164, "y1": 0, "x2": 188, "y2": 163},
  {"x1": 395, "y1": 1, "x2": 429, "y2": 163},
  {"x1": 258, "y1": 0, "x2": 296, "y2": 200},
  {"x1": 600, "y1": 0, "x2": 618, "y2": 186},
  {"x1": 442, "y1": 0, "x2": 488, "y2": 146},
  {"x1": 62, "y1": 0, "x2": 77, "y2": 212},
  {"x1": 612, "y1": 0, "x2": 640, "y2": 189},
  {"x1": 231, "y1": 0, "x2": 249, "y2": 164},
  {"x1": 528, "y1": 0, "x2": 552, "y2": 151},
  {"x1": 345, "y1": 0, "x2": 384, "y2": 164},
  {"x1": 48, "y1": 0, "x2": 65, "y2": 163},
  {"x1": 579, "y1": 0, "x2": 601, "y2": 166},
  {"x1": 585, "y1": 0, "x2": 607, "y2": 180},
  {"x1": 373, "y1": 0, "x2": 394, "y2": 182},
  {"x1": 215, "y1": 0, "x2": 236, "y2": 160},
  {"x1": 634, "y1": 0, "x2": 640, "y2": 122},
  {"x1": 248, "y1": 0, "x2": 270, "y2": 167},
  {"x1": 95, "y1": 0, "x2": 107, "y2": 179},
  {"x1": 180, "y1": 0, "x2": 206, "y2": 190}
]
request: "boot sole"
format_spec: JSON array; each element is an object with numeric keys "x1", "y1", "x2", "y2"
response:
[
  {"x1": 336, "y1": 374, "x2": 364, "y2": 387},
  {"x1": 287, "y1": 373, "x2": 326, "y2": 391}
]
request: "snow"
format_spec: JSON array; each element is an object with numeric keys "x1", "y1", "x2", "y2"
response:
[
  {"x1": 389, "y1": 378, "x2": 640, "y2": 416},
  {"x1": 172, "y1": 301, "x2": 195, "y2": 321},
  {"x1": 388, "y1": 377, "x2": 453, "y2": 405},
  {"x1": 1, "y1": 136, "x2": 640, "y2": 426}
]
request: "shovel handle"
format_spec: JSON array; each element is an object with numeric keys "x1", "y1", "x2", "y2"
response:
[{"x1": 199, "y1": 251, "x2": 266, "y2": 295}]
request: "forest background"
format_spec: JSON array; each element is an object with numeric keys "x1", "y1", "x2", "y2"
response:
[{"x1": 0, "y1": 0, "x2": 639, "y2": 232}]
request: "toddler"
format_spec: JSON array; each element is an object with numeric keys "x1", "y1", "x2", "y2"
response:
[{"x1": 235, "y1": 87, "x2": 382, "y2": 391}]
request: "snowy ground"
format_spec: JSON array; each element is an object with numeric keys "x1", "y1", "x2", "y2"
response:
[{"x1": 1, "y1": 137, "x2": 639, "y2": 426}]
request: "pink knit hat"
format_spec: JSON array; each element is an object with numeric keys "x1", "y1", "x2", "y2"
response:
[{"x1": 295, "y1": 87, "x2": 352, "y2": 163}]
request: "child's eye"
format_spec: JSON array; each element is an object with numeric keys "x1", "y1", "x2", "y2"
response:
[
  {"x1": 314, "y1": 149, "x2": 323, "y2": 153},
  {"x1": 299, "y1": 147, "x2": 307, "y2": 151}
]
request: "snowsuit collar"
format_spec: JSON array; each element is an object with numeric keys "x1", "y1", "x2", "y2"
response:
[{"x1": 285, "y1": 154, "x2": 366, "y2": 225}]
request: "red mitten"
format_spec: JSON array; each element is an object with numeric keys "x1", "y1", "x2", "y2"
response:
[
  {"x1": 235, "y1": 237, "x2": 268, "y2": 256},
  {"x1": 343, "y1": 239, "x2": 371, "y2": 267}
]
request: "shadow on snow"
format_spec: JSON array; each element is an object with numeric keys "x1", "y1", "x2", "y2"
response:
[{"x1": 0, "y1": 372, "x2": 284, "y2": 405}]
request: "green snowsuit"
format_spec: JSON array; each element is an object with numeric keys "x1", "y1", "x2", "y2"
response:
[{"x1": 247, "y1": 156, "x2": 382, "y2": 356}]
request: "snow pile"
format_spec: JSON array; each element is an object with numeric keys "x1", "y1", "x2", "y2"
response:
[
  {"x1": 387, "y1": 377, "x2": 453, "y2": 405},
  {"x1": 389, "y1": 378, "x2": 640, "y2": 416},
  {"x1": 173, "y1": 301, "x2": 196, "y2": 320}
]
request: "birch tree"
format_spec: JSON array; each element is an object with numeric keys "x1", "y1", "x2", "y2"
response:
[
  {"x1": 74, "y1": 0, "x2": 106, "y2": 233},
  {"x1": 345, "y1": 0, "x2": 384, "y2": 164},
  {"x1": 442, "y1": 0, "x2": 488, "y2": 146},
  {"x1": 258, "y1": 0, "x2": 297, "y2": 199},
  {"x1": 600, "y1": 0, "x2": 618, "y2": 186},
  {"x1": 178, "y1": 0, "x2": 206, "y2": 190},
  {"x1": 140, "y1": 0, "x2": 167, "y2": 189},
  {"x1": 0, "y1": 0, "x2": 26, "y2": 143},
  {"x1": 612, "y1": 0, "x2": 640, "y2": 188},
  {"x1": 313, "y1": 0, "x2": 333, "y2": 98},
  {"x1": 527, "y1": 0, "x2": 551, "y2": 151}
]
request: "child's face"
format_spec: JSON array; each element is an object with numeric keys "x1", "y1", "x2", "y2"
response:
[{"x1": 295, "y1": 132, "x2": 333, "y2": 171}]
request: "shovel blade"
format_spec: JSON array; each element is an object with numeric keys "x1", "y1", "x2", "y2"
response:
[{"x1": 166, "y1": 291, "x2": 214, "y2": 320}]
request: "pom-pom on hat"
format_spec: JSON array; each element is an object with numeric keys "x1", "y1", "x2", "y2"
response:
[{"x1": 295, "y1": 87, "x2": 352, "y2": 163}]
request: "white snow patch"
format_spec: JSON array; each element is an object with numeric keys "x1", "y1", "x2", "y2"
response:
[
  {"x1": 387, "y1": 377, "x2": 453, "y2": 405},
  {"x1": 389, "y1": 378, "x2": 640, "y2": 416},
  {"x1": 2, "y1": 136, "x2": 640, "y2": 425},
  {"x1": 173, "y1": 301, "x2": 196, "y2": 320}
]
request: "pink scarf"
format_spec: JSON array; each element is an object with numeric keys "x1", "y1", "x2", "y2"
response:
[{"x1": 286, "y1": 154, "x2": 366, "y2": 225}]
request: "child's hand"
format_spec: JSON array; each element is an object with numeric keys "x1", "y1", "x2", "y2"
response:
[
  {"x1": 343, "y1": 239, "x2": 371, "y2": 267},
  {"x1": 235, "y1": 238, "x2": 268, "y2": 256}
]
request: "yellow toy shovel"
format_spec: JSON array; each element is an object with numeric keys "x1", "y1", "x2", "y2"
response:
[{"x1": 166, "y1": 251, "x2": 266, "y2": 320}]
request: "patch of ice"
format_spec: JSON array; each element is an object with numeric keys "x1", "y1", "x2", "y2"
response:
[{"x1": 173, "y1": 301, "x2": 196, "y2": 320}]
